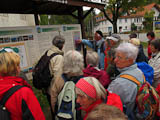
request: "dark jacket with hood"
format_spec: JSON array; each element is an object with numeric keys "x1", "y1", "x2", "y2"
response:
[{"x1": 136, "y1": 44, "x2": 148, "y2": 63}]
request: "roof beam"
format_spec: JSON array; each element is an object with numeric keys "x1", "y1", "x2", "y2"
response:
[{"x1": 67, "y1": 0, "x2": 105, "y2": 10}]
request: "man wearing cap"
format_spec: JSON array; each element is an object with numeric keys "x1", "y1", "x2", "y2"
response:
[
  {"x1": 106, "y1": 34, "x2": 121, "y2": 48},
  {"x1": 77, "y1": 30, "x2": 105, "y2": 70},
  {"x1": 104, "y1": 34, "x2": 121, "y2": 76}
]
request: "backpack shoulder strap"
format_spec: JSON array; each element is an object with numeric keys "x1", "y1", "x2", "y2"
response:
[
  {"x1": 50, "y1": 53, "x2": 60, "y2": 59},
  {"x1": 0, "y1": 85, "x2": 24, "y2": 106},
  {"x1": 119, "y1": 74, "x2": 142, "y2": 86},
  {"x1": 103, "y1": 91, "x2": 109, "y2": 103},
  {"x1": 62, "y1": 74, "x2": 68, "y2": 82}
]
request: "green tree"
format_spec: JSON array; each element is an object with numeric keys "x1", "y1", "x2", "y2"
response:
[
  {"x1": 39, "y1": 15, "x2": 49, "y2": 25},
  {"x1": 131, "y1": 23, "x2": 137, "y2": 31},
  {"x1": 49, "y1": 14, "x2": 77, "y2": 25},
  {"x1": 143, "y1": 10, "x2": 155, "y2": 31},
  {"x1": 145, "y1": 0, "x2": 160, "y2": 4},
  {"x1": 103, "y1": 0, "x2": 147, "y2": 33},
  {"x1": 84, "y1": 10, "x2": 96, "y2": 38}
]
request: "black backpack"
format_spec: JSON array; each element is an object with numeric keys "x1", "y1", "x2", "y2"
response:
[
  {"x1": 32, "y1": 50, "x2": 59, "y2": 90},
  {"x1": 0, "y1": 85, "x2": 24, "y2": 120}
]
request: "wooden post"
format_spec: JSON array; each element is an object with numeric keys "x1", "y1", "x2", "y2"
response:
[
  {"x1": 78, "y1": 7, "x2": 85, "y2": 38},
  {"x1": 34, "y1": 14, "x2": 39, "y2": 25},
  {"x1": 78, "y1": 7, "x2": 87, "y2": 67}
]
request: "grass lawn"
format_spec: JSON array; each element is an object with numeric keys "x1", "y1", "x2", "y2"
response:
[{"x1": 28, "y1": 80, "x2": 52, "y2": 120}]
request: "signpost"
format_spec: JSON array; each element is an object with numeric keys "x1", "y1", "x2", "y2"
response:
[{"x1": 153, "y1": 21, "x2": 160, "y2": 38}]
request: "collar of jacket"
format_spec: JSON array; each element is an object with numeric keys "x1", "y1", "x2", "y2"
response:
[
  {"x1": 96, "y1": 38, "x2": 104, "y2": 48},
  {"x1": 151, "y1": 52, "x2": 160, "y2": 59},
  {"x1": 50, "y1": 45, "x2": 64, "y2": 55},
  {"x1": 117, "y1": 63, "x2": 137, "y2": 73},
  {"x1": 80, "y1": 99, "x2": 102, "y2": 120},
  {"x1": 0, "y1": 76, "x2": 31, "y2": 88}
]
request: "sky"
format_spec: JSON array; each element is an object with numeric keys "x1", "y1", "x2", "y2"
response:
[{"x1": 83, "y1": 7, "x2": 101, "y2": 14}]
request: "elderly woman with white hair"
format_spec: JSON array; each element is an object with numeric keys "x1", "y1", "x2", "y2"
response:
[
  {"x1": 75, "y1": 77, "x2": 123, "y2": 120},
  {"x1": 53, "y1": 50, "x2": 84, "y2": 120},
  {"x1": 108, "y1": 42, "x2": 145, "y2": 119}
]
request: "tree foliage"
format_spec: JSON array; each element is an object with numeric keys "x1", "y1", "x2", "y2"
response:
[
  {"x1": 143, "y1": 10, "x2": 155, "y2": 31},
  {"x1": 49, "y1": 14, "x2": 77, "y2": 25},
  {"x1": 131, "y1": 23, "x2": 137, "y2": 31},
  {"x1": 145, "y1": 0, "x2": 160, "y2": 4},
  {"x1": 103, "y1": 0, "x2": 147, "y2": 33},
  {"x1": 84, "y1": 10, "x2": 97, "y2": 38},
  {"x1": 39, "y1": 15, "x2": 49, "y2": 25},
  {"x1": 39, "y1": 9, "x2": 96, "y2": 38}
]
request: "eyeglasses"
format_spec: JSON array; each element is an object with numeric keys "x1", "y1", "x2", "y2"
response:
[
  {"x1": 0, "y1": 47, "x2": 19, "y2": 53},
  {"x1": 115, "y1": 55, "x2": 128, "y2": 60}
]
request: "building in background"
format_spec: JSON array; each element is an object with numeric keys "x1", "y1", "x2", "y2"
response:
[
  {"x1": 0, "y1": 14, "x2": 35, "y2": 27},
  {"x1": 94, "y1": 3, "x2": 160, "y2": 34}
]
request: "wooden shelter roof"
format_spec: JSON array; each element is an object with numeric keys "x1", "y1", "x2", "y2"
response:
[{"x1": 0, "y1": 0, "x2": 105, "y2": 14}]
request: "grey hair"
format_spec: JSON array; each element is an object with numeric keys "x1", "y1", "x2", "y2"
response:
[
  {"x1": 86, "y1": 51, "x2": 99, "y2": 67},
  {"x1": 75, "y1": 77, "x2": 106, "y2": 100},
  {"x1": 115, "y1": 42, "x2": 138, "y2": 62},
  {"x1": 52, "y1": 35, "x2": 65, "y2": 49},
  {"x1": 63, "y1": 50, "x2": 84, "y2": 76}
]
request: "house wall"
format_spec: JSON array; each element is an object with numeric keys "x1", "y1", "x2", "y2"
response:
[
  {"x1": 94, "y1": 6, "x2": 160, "y2": 34},
  {"x1": 0, "y1": 14, "x2": 35, "y2": 27}
]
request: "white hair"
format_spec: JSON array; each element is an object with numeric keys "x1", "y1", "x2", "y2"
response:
[
  {"x1": 86, "y1": 51, "x2": 99, "y2": 67},
  {"x1": 63, "y1": 50, "x2": 84, "y2": 75},
  {"x1": 130, "y1": 38, "x2": 140, "y2": 46},
  {"x1": 76, "y1": 77, "x2": 106, "y2": 100},
  {"x1": 115, "y1": 42, "x2": 138, "y2": 62}
]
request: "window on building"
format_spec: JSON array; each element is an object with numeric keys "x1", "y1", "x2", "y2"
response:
[
  {"x1": 119, "y1": 26, "x2": 122, "y2": 33},
  {"x1": 125, "y1": 18, "x2": 127, "y2": 23},
  {"x1": 119, "y1": 19, "x2": 122, "y2": 23},
  {"x1": 139, "y1": 18, "x2": 142, "y2": 22},
  {"x1": 154, "y1": 16, "x2": 157, "y2": 21},
  {"x1": 108, "y1": 27, "x2": 112, "y2": 33}
]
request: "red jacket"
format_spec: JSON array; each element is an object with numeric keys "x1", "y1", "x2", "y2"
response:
[
  {"x1": 83, "y1": 65, "x2": 111, "y2": 87},
  {"x1": 0, "y1": 76, "x2": 45, "y2": 120},
  {"x1": 82, "y1": 91, "x2": 123, "y2": 120},
  {"x1": 148, "y1": 44, "x2": 152, "y2": 59}
]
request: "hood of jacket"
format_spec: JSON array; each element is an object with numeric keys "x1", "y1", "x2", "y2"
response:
[
  {"x1": 0, "y1": 76, "x2": 31, "y2": 100},
  {"x1": 83, "y1": 65, "x2": 111, "y2": 86},
  {"x1": 49, "y1": 45, "x2": 64, "y2": 55}
]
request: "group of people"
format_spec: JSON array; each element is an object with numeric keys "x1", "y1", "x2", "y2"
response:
[{"x1": 0, "y1": 30, "x2": 160, "y2": 120}]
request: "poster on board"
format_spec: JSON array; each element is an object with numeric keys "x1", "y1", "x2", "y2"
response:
[
  {"x1": 0, "y1": 24, "x2": 82, "y2": 71},
  {"x1": 62, "y1": 25, "x2": 82, "y2": 52},
  {"x1": 0, "y1": 43, "x2": 28, "y2": 69},
  {"x1": 0, "y1": 26, "x2": 39, "y2": 70}
]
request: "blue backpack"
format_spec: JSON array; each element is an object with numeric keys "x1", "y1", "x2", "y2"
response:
[{"x1": 136, "y1": 62, "x2": 154, "y2": 85}]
